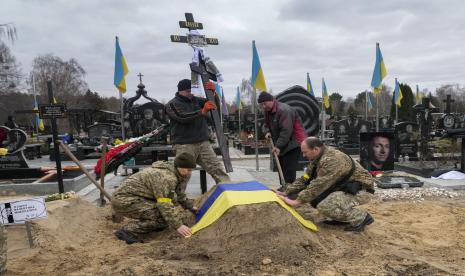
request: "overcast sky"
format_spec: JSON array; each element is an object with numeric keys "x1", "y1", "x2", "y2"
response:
[{"x1": 2, "y1": 0, "x2": 465, "y2": 103}]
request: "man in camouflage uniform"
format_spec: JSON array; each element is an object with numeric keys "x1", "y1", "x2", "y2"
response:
[
  {"x1": 112, "y1": 153, "x2": 198, "y2": 243},
  {"x1": 165, "y1": 79, "x2": 230, "y2": 184},
  {"x1": 277, "y1": 137, "x2": 375, "y2": 232},
  {"x1": 0, "y1": 224, "x2": 6, "y2": 275}
]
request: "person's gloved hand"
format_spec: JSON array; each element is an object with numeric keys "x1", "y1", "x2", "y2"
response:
[
  {"x1": 201, "y1": 101, "x2": 217, "y2": 114},
  {"x1": 204, "y1": 81, "x2": 216, "y2": 92}
]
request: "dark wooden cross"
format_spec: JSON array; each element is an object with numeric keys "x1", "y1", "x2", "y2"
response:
[
  {"x1": 443, "y1": 94, "x2": 455, "y2": 114},
  {"x1": 137, "y1": 72, "x2": 144, "y2": 84},
  {"x1": 170, "y1": 13, "x2": 232, "y2": 173}
]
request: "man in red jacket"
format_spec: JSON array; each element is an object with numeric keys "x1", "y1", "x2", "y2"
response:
[{"x1": 258, "y1": 91, "x2": 307, "y2": 187}]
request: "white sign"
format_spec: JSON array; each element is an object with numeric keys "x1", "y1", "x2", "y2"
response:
[{"x1": 0, "y1": 197, "x2": 48, "y2": 225}]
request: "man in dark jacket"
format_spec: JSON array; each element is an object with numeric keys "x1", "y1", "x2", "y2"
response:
[
  {"x1": 165, "y1": 79, "x2": 230, "y2": 184},
  {"x1": 258, "y1": 91, "x2": 307, "y2": 186}
]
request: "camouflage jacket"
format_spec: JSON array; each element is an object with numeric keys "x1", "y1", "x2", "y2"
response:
[
  {"x1": 113, "y1": 161, "x2": 193, "y2": 229},
  {"x1": 284, "y1": 146, "x2": 374, "y2": 204}
]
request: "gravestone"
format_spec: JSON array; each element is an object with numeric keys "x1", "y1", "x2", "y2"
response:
[
  {"x1": 379, "y1": 116, "x2": 393, "y2": 131},
  {"x1": 0, "y1": 126, "x2": 29, "y2": 169},
  {"x1": 395, "y1": 122, "x2": 419, "y2": 161},
  {"x1": 123, "y1": 76, "x2": 167, "y2": 140},
  {"x1": 87, "y1": 123, "x2": 115, "y2": 145},
  {"x1": 375, "y1": 175, "x2": 423, "y2": 189}
]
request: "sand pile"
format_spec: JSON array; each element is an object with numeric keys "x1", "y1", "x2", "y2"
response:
[{"x1": 7, "y1": 197, "x2": 465, "y2": 275}]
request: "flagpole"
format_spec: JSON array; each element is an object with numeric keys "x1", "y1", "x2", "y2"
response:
[
  {"x1": 119, "y1": 91, "x2": 125, "y2": 141},
  {"x1": 373, "y1": 89, "x2": 381, "y2": 132},
  {"x1": 32, "y1": 74, "x2": 39, "y2": 139},
  {"x1": 238, "y1": 105, "x2": 241, "y2": 139},
  {"x1": 394, "y1": 78, "x2": 399, "y2": 125},
  {"x1": 253, "y1": 87, "x2": 259, "y2": 171},
  {"x1": 320, "y1": 99, "x2": 325, "y2": 140},
  {"x1": 365, "y1": 90, "x2": 368, "y2": 120}
]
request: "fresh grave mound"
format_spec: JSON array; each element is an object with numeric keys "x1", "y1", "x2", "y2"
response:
[{"x1": 182, "y1": 202, "x2": 323, "y2": 266}]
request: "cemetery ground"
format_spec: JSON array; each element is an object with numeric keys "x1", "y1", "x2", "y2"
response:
[{"x1": 3, "y1": 150, "x2": 465, "y2": 275}]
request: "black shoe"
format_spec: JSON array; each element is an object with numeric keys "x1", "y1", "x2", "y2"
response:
[
  {"x1": 322, "y1": 220, "x2": 350, "y2": 226},
  {"x1": 344, "y1": 214, "x2": 374, "y2": 232},
  {"x1": 114, "y1": 229, "x2": 143, "y2": 244}
]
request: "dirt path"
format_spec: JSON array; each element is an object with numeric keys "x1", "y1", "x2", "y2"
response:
[{"x1": 6, "y1": 197, "x2": 465, "y2": 275}]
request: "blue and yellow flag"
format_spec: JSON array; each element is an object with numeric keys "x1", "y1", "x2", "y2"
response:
[
  {"x1": 371, "y1": 43, "x2": 387, "y2": 94},
  {"x1": 33, "y1": 97, "x2": 44, "y2": 131},
  {"x1": 236, "y1": 87, "x2": 242, "y2": 111},
  {"x1": 367, "y1": 91, "x2": 374, "y2": 110},
  {"x1": 114, "y1": 36, "x2": 129, "y2": 93},
  {"x1": 394, "y1": 78, "x2": 403, "y2": 107},
  {"x1": 251, "y1": 40, "x2": 267, "y2": 92},
  {"x1": 307, "y1": 73, "x2": 314, "y2": 96},
  {"x1": 322, "y1": 78, "x2": 330, "y2": 109},
  {"x1": 191, "y1": 181, "x2": 318, "y2": 235}
]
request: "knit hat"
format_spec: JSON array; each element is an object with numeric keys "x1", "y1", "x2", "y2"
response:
[
  {"x1": 257, "y1": 92, "x2": 273, "y2": 103},
  {"x1": 177, "y1": 79, "x2": 191, "y2": 92},
  {"x1": 174, "y1": 153, "x2": 196, "y2": 168}
]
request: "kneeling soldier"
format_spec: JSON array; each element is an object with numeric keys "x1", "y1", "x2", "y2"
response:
[{"x1": 112, "y1": 153, "x2": 197, "y2": 243}]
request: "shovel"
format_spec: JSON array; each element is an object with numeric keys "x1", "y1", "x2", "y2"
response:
[{"x1": 268, "y1": 137, "x2": 285, "y2": 186}]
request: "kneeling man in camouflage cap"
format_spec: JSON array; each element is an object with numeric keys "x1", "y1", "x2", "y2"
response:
[{"x1": 112, "y1": 153, "x2": 198, "y2": 243}]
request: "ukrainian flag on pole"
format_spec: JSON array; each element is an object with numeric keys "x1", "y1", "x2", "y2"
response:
[
  {"x1": 251, "y1": 40, "x2": 267, "y2": 92},
  {"x1": 114, "y1": 36, "x2": 129, "y2": 93},
  {"x1": 236, "y1": 87, "x2": 242, "y2": 111},
  {"x1": 322, "y1": 78, "x2": 330, "y2": 109},
  {"x1": 367, "y1": 92, "x2": 374, "y2": 110},
  {"x1": 371, "y1": 43, "x2": 387, "y2": 94},
  {"x1": 33, "y1": 98, "x2": 44, "y2": 131},
  {"x1": 307, "y1": 73, "x2": 314, "y2": 96},
  {"x1": 394, "y1": 78, "x2": 403, "y2": 107}
]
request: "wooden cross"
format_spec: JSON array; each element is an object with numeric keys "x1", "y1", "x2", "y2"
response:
[
  {"x1": 443, "y1": 94, "x2": 455, "y2": 114},
  {"x1": 169, "y1": 12, "x2": 232, "y2": 173},
  {"x1": 170, "y1": 13, "x2": 219, "y2": 46}
]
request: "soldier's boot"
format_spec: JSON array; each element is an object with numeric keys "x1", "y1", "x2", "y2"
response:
[
  {"x1": 344, "y1": 213, "x2": 374, "y2": 232},
  {"x1": 114, "y1": 229, "x2": 143, "y2": 244},
  {"x1": 322, "y1": 220, "x2": 350, "y2": 226}
]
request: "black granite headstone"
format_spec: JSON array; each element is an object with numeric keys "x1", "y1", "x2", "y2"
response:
[
  {"x1": 395, "y1": 122, "x2": 419, "y2": 161},
  {"x1": 0, "y1": 126, "x2": 29, "y2": 169}
]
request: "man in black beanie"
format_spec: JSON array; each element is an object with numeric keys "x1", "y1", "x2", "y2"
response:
[
  {"x1": 112, "y1": 153, "x2": 199, "y2": 243},
  {"x1": 165, "y1": 79, "x2": 230, "y2": 184},
  {"x1": 258, "y1": 91, "x2": 307, "y2": 187}
]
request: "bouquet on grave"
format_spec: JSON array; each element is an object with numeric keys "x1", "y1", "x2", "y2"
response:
[{"x1": 94, "y1": 124, "x2": 168, "y2": 177}]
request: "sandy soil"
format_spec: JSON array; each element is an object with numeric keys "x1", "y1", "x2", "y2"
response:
[{"x1": 6, "y1": 196, "x2": 465, "y2": 275}]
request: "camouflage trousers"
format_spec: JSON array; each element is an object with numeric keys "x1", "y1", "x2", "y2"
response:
[
  {"x1": 174, "y1": 141, "x2": 230, "y2": 184},
  {"x1": 111, "y1": 195, "x2": 193, "y2": 235},
  {"x1": 0, "y1": 224, "x2": 6, "y2": 276},
  {"x1": 317, "y1": 191, "x2": 372, "y2": 226}
]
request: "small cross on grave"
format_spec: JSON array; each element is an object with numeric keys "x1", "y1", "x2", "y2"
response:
[{"x1": 443, "y1": 94, "x2": 455, "y2": 114}]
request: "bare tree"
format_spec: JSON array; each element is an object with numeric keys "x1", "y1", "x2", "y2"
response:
[
  {"x1": 29, "y1": 54, "x2": 88, "y2": 105},
  {"x1": 0, "y1": 23, "x2": 17, "y2": 43},
  {"x1": 0, "y1": 42, "x2": 22, "y2": 93}
]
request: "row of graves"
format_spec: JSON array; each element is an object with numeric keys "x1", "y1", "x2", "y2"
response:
[{"x1": 330, "y1": 95, "x2": 465, "y2": 188}]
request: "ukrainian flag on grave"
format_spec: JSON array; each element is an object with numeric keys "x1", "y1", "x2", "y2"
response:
[{"x1": 191, "y1": 181, "x2": 318, "y2": 235}]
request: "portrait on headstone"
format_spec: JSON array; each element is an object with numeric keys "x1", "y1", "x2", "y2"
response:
[{"x1": 360, "y1": 132, "x2": 395, "y2": 171}]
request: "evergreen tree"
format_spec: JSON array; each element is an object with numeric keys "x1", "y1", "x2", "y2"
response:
[{"x1": 390, "y1": 83, "x2": 415, "y2": 122}]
